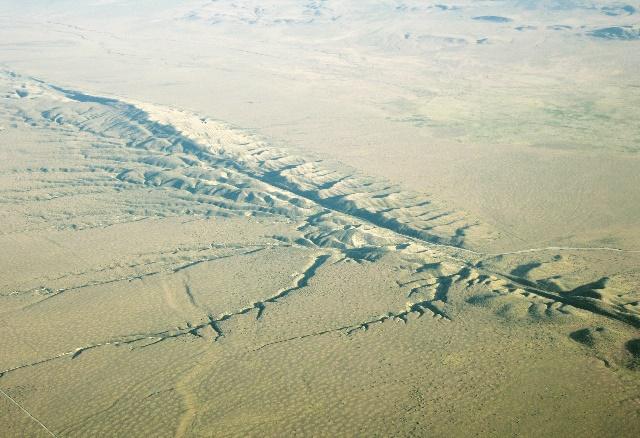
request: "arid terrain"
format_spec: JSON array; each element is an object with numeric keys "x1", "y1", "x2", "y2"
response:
[{"x1": 0, "y1": 1, "x2": 639, "y2": 437}]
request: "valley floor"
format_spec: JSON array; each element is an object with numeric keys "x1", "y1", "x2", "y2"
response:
[{"x1": 1, "y1": 71, "x2": 639, "y2": 437}]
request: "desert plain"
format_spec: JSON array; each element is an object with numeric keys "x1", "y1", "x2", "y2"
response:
[{"x1": 0, "y1": 1, "x2": 639, "y2": 437}]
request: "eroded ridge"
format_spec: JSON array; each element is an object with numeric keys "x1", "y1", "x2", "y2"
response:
[
  {"x1": 33, "y1": 80, "x2": 500, "y2": 251},
  {"x1": 1, "y1": 69, "x2": 639, "y2": 371}
]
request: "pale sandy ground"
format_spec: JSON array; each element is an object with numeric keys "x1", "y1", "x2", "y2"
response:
[
  {"x1": 0, "y1": 1, "x2": 639, "y2": 437},
  {"x1": 1, "y1": 0, "x2": 639, "y2": 248}
]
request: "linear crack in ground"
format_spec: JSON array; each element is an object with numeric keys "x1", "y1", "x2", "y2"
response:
[
  {"x1": 253, "y1": 253, "x2": 331, "y2": 320},
  {"x1": 2, "y1": 72, "x2": 639, "y2": 411}
]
